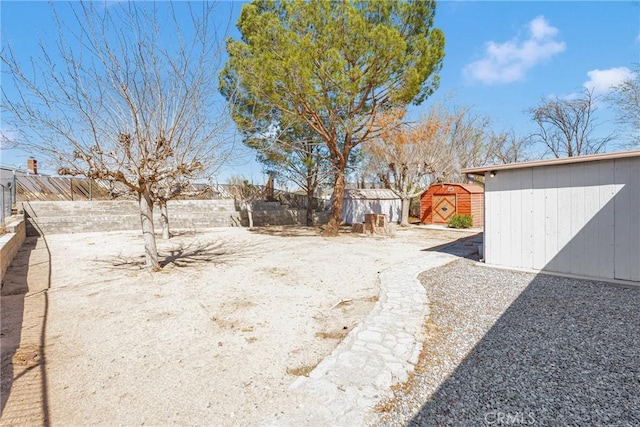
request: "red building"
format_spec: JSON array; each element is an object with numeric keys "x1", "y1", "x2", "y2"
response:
[{"x1": 420, "y1": 183, "x2": 484, "y2": 227}]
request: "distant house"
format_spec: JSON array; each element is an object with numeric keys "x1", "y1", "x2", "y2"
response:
[
  {"x1": 1, "y1": 160, "x2": 43, "y2": 208},
  {"x1": 420, "y1": 183, "x2": 484, "y2": 227},
  {"x1": 463, "y1": 150, "x2": 640, "y2": 284},
  {"x1": 341, "y1": 189, "x2": 401, "y2": 224},
  {"x1": 1, "y1": 158, "x2": 41, "y2": 189}
]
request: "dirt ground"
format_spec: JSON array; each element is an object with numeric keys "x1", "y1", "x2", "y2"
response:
[{"x1": 2, "y1": 225, "x2": 470, "y2": 426}]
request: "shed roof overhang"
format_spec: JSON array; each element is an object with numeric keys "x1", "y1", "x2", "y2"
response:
[
  {"x1": 424, "y1": 182, "x2": 484, "y2": 194},
  {"x1": 343, "y1": 188, "x2": 400, "y2": 200},
  {"x1": 462, "y1": 149, "x2": 640, "y2": 175}
]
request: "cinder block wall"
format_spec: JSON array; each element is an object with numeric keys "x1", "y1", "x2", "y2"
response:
[
  {"x1": 244, "y1": 209, "x2": 330, "y2": 226},
  {"x1": 20, "y1": 200, "x2": 329, "y2": 235},
  {"x1": 21, "y1": 200, "x2": 241, "y2": 236}
]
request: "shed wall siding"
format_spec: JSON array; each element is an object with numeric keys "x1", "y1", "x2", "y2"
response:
[
  {"x1": 614, "y1": 158, "x2": 640, "y2": 281},
  {"x1": 341, "y1": 198, "x2": 401, "y2": 224},
  {"x1": 484, "y1": 157, "x2": 638, "y2": 282},
  {"x1": 470, "y1": 194, "x2": 484, "y2": 227},
  {"x1": 420, "y1": 184, "x2": 484, "y2": 226},
  {"x1": 457, "y1": 194, "x2": 471, "y2": 215},
  {"x1": 420, "y1": 194, "x2": 433, "y2": 223}
]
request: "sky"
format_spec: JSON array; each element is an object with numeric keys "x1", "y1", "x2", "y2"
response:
[{"x1": 1, "y1": 1, "x2": 638, "y2": 185}]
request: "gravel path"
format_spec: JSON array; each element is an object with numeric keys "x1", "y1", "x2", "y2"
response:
[{"x1": 374, "y1": 259, "x2": 640, "y2": 426}]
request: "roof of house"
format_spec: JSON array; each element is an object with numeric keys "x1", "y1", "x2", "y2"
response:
[
  {"x1": 462, "y1": 149, "x2": 640, "y2": 175},
  {"x1": 343, "y1": 188, "x2": 400, "y2": 200}
]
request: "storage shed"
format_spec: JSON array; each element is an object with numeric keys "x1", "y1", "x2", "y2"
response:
[
  {"x1": 420, "y1": 183, "x2": 484, "y2": 227},
  {"x1": 341, "y1": 188, "x2": 401, "y2": 225},
  {"x1": 463, "y1": 150, "x2": 640, "y2": 284}
]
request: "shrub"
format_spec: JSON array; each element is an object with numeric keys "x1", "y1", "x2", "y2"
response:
[{"x1": 448, "y1": 214, "x2": 473, "y2": 229}]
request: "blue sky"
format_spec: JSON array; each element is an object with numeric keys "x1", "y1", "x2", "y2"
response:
[
  {"x1": 424, "y1": 1, "x2": 639, "y2": 140},
  {"x1": 1, "y1": 1, "x2": 638, "y2": 184}
]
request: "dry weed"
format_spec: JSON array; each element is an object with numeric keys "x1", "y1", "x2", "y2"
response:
[
  {"x1": 315, "y1": 331, "x2": 348, "y2": 340},
  {"x1": 286, "y1": 363, "x2": 317, "y2": 377}
]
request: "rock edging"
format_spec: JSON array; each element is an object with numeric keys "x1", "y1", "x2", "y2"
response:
[{"x1": 263, "y1": 251, "x2": 458, "y2": 426}]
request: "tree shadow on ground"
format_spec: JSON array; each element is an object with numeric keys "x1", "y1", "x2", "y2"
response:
[
  {"x1": 249, "y1": 224, "x2": 409, "y2": 238},
  {"x1": 165, "y1": 229, "x2": 200, "y2": 238},
  {"x1": 100, "y1": 238, "x2": 264, "y2": 270},
  {"x1": 248, "y1": 225, "x2": 325, "y2": 237}
]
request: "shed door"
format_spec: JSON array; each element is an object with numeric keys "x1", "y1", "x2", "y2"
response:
[{"x1": 432, "y1": 195, "x2": 456, "y2": 224}]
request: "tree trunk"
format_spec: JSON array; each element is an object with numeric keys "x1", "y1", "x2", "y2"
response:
[
  {"x1": 323, "y1": 171, "x2": 345, "y2": 237},
  {"x1": 306, "y1": 204, "x2": 315, "y2": 227},
  {"x1": 245, "y1": 202, "x2": 254, "y2": 228},
  {"x1": 306, "y1": 178, "x2": 316, "y2": 227},
  {"x1": 400, "y1": 196, "x2": 411, "y2": 227},
  {"x1": 160, "y1": 200, "x2": 170, "y2": 239},
  {"x1": 139, "y1": 190, "x2": 160, "y2": 270}
]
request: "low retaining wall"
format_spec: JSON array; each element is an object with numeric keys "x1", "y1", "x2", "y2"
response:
[
  {"x1": 20, "y1": 200, "x2": 330, "y2": 235},
  {"x1": 1, "y1": 216, "x2": 26, "y2": 282},
  {"x1": 245, "y1": 209, "x2": 330, "y2": 226},
  {"x1": 21, "y1": 200, "x2": 241, "y2": 236}
]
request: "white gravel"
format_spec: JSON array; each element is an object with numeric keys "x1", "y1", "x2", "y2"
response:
[{"x1": 374, "y1": 259, "x2": 640, "y2": 426}]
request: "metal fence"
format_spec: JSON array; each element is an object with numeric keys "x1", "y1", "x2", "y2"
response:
[
  {"x1": 15, "y1": 176, "x2": 133, "y2": 201},
  {"x1": 1, "y1": 184, "x2": 12, "y2": 226},
  {"x1": 10, "y1": 175, "x2": 331, "y2": 211},
  {"x1": 212, "y1": 183, "x2": 330, "y2": 211}
]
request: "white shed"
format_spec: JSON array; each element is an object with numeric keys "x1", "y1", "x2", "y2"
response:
[
  {"x1": 341, "y1": 188, "x2": 401, "y2": 225},
  {"x1": 463, "y1": 150, "x2": 640, "y2": 284}
]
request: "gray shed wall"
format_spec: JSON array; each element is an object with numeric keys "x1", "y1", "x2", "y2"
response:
[
  {"x1": 484, "y1": 156, "x2": 640, "y2": 283},
  {"x1": 341, "y1": 198, "x2": 401, "y2": 224}
]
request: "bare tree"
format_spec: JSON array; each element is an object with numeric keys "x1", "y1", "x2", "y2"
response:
[
  {"x1": 395, "y1": 105, "x2": 533, "y2": 183},
  {"x1": 607, "y1": 65, "x2": 640, "y2": 147},
  {"x1": 226, "y1": 176, "x2": 259, "y2": 228},
  {"x1": 528, "y1": 89, "x2": 614, "y2": 158},
  {"x1": 154, "y1": 176, "x2": 198, "y2": 241},
  {"x1": 1, "y1": 1, "x2": 231, "y2": 269},
  {"x1": 488, "y1": 130, "x2": 533, "y2": 165},
  {"x1": 362, "y1": 108, "x2": 454, "y2": 226},
  {"x1": 446, "y1": 106, "x2": 496, "y2": 178}
]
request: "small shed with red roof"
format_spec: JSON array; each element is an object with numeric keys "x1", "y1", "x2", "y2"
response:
[{"x1": 420, "y1": 183, "x2": 484, "y2": 227}]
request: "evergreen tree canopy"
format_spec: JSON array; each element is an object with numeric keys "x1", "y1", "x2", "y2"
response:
[{"x1": 220, "y1": 0, "x2": 445, "y2": 235}]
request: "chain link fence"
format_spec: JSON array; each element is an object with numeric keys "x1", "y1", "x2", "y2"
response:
[{"x1": 212, "y1": 183, "x2": 330, "y2": 211}]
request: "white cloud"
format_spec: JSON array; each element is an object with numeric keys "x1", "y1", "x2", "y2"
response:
[
  {"x1": 583, "y1": 67, "x2": 636, "y2": 94},
  {"x1": 464, "y1": 16, "x2": 566, "y2": 85},
  {"x1": 530, "y1": 15, "x2": 559, "y2": 40}
]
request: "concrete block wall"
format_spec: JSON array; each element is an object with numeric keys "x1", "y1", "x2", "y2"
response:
[
  {"x1": 252, "y1": 201, "x2": 291, "y2": 211},
  {"x1": 161, "y1": 199, "x2": 241, "y2": 229},
  {"x1": 19, "y1": 200, "x2": 329, "y2": 235},
  {"x1": 21, "y1": 200, "x2": 241, "y2": 236},
  {"x1": 245, "y1": 209, "x2": 330, "y2": 226},
  {"x1": 1, "y1": 217, "x2": 26, "y2": 282}
]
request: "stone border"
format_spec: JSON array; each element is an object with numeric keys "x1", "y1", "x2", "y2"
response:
[{"x1": 264, "y1": 251, "x2": 458, "y2": 426}]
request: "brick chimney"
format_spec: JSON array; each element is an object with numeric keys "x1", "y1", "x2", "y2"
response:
[{"x1": 27, "y1": 157, "x2": 38, "y2": 175}]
